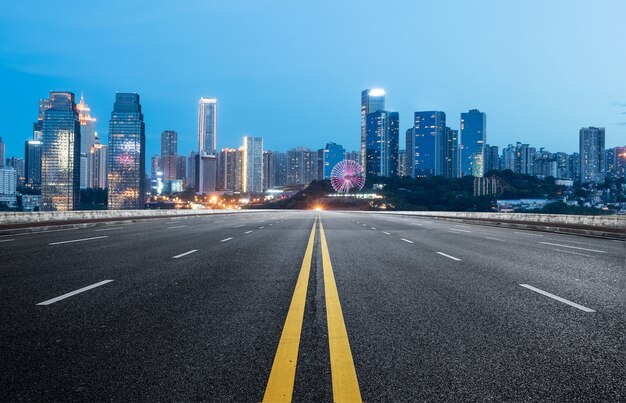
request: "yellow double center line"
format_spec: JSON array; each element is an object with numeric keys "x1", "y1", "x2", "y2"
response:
[{"x1": 263, "y1": 215, "x2": 362, "y2": 403}]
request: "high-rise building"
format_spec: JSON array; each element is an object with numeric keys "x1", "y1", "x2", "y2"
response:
[
  {"x1": 6, "y1": 157, "x2": 25, "y2": 186},
  {"x1": 460, "y1": 109, "x2": 486, "y2": 177},
  {"x1": 554, "y1": 152, "x2": 570, "y2": 179},
  {"x1": 242, "y1": 136, "x2": 263, "y2": 193},
  {"x1": 361, "y1": 89, "x2": 385, "y2": 172},
  {"x1": 219, "y1": 148, "x2": 241, "y2": 192},
  {"x1": 579, "y1": 127, "x2": 605, "y2": 184},
  {"x1": 608, "y1": 146, "x2": 626, "y2": 179},
  {"x1": 161, "y1": 130, "x2": 178, "y2": 180},
  {"x1": 569, "y1": 152, "x2": 581, "y2": 182},
  {"x1": 187, "y1": 150, "x2": 197, "y2": 190},
  {"x1": 365, "y1": 110, "x2": 399, "y2": 177},
  {"x1": 25, "y1": 140, "x2": 42, "y2": 189},
  {"x1": 32, "y1": 99, "x2": 51, "y2": 142},
  {"x1": 483, "y1": 144, "x2": 500, "y2": 173},
  {"x1": 41, "y1": 91, "x2": 81, "y2": 211},
  {"x1": 176, "y1": 155, "x2": 186, "y2": 182},
  {"x1": 406, "y1": 111, "x2": 446, "y2": 177},
  {"x1": 107, "y1": 93, "x2": 145, "y2": 210},
  {"x1": 0, "y1": 137, "x2": 5, "y2": 168},
  {"x1": 322, "y1": 142, "x2": 346, "y2": 179},
  {"x1": 276, "y1": 151, "x2": 287, "y2": 186},
  {"x1": 76, "y1": 95, "x2": 98, "y2": 189},
  {"x1": 287, "y1": 147, "x2": 318, "y2": 185},
  {"x1": 345, "y1": 151, "x2": 360, "y2": 164},
  {"x1": 0, "y1": 168, "x2": 17, "y2": 208},
  {"x1": 198, "y1": 98, "x2": 217, "y2": 155},
  {"x1": 263, "y1": 150, "x2": 279, "y2": 190},
  {"x1": 443, "y1": 127, "x2": 459, "y2": 178},
  {"x1": 150, "y1": 154, "x2": 160, "y2": 180},
  {"x1": 398, "y1": 149, "x2": 407, "y2": 177},
  {"x1": 88, "y1": 143, "x2": 108, "y2": 189},
  {"x1": 198, "y1": 153, "x2": 218, "y2": 194}
]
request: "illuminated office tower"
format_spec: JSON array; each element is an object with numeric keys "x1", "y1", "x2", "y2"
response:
[
  {"x1": 365, "y1": 110, "x2": 399, "y2": 177},
  {"x1": 161, "y1": 130, "x2": 178, "y2": 180},
  {"x1": 219, "y1": 148, "x2": 240, "y2": 191},
  {"x1": 579, "y1": 127, "x2": 605, "y2": 184},
  {"x1": 406, "y1": 111, "x2": 446, "y2": 177},
  {"x1": 443, "y1": 127, "x2": 459, "y2": 178},
  {"x1": 198, "y1": 153, "x2": 218, "y2": 194},
  {"x1": 287, "y1": 147, "x2": 318, "y2": 185},
  {"x1": 460, "y1": 109, "x2": 487, "y2": 177},
  {"x1": 25, "y1": 140, "x2": 42, "y2": 189},
  {"x1": 322, "y1": 142, "x2": 346, "y2": 179},
  {"x1": 107, "y1": 93, "x2": 145, "y2": 210},
  {"x1": 76, "y1": 95, "x2": 97, "y2": 189},
  {"x1": 361, "y1": 89, "x2": 385, "y2": 172},
  {"x1": 88, "y1": 142, "x2": 108, "y2": 189},
  {"x1": 198, "y1": 98, "x2": 217, "y2": 154},
  {"x1": 41, "y1": 91, "x2": 81, "y2": 211},
  {"x1": 32, "y1": 99, "x2": 51, "y2": 141},
  {"x1": 242, "y1": 136, "x2": 263, "y2": 193},
  {"x1": 187, "y1": 150, "x2": 197, "y2": 190}
]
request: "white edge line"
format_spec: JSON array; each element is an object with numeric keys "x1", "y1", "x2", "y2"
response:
[
  {"x1": 401, "y1": 238, "x2": 414, "y2": 244},
  {"x1": 37, "y1": 280, "x2": 114, "y2": 306},
  {"x1": 436, "y1": 251, "x2": 461, "y2": 261},
  {"x1": 172, "y1": 249, "x2": 198, "y2": 259},
  {"x1": 49, "y1": 236, "x2": 109, "y2": 245},
  {"x1": 0, "y1": 239, "x2": 15, "y2": 243},
  {"x1": 484, "y1": 236, "x2": 505, "y2": 242},
  {"x1": 519, "y1": 284, "x2": 595, "y2": 312},
  {"x1": 539, "y1": 241, "x2": 606, "y2": 253},
  {"x1": 221, "y1": 237, "x2": 233, "y2": 242},
  {"x1": 383, "y1": 231, "x2": 391, "y2": 235}
]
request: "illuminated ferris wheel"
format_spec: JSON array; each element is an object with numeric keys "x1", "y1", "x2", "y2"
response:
[{"x1": 330, "y1": 160, "x2": 365, "y2": 193}]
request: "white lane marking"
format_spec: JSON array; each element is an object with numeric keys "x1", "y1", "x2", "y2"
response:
[
  {"x1": 519, "y1": 284, "x2": 595, "y2": 312},
  {"x1": 410, "y1": 223, "x2": 423, "y2": 226},
  {"x1": 234, "y1": 225, "x2": 245, "y2": 228},
  {"x1": 449, "y1": 228, "x2": 471, "y2": 233},
  {"x1": 167, "y1": 225, "x2": 186, "y2": 229},
  {"x1": 172, "y1": 249, "x2": 198, "y2": 259},
  {"x1": 94, "y1": 227, "x2": 126, "y2": 232},
  {"x1": 36, "y1": 280, "x2": 114, "y2": 306},
  {"x1": 436, "y1": 252, "x2": 461, "y2": 261},
  {"x1": 215, "y1": 220, "x2": 224, "y2": 223},
  {"x1": 514, "y1": 231, "x2": 543, "y2": 237},
  {"x1": 259, "y1": 226, "x2": 265, "y2": 229},
  {"x1": 539, "y1": 242, "x2": 606, "y2": 253},
  {"x1": 362, "y1": 224, "x2": 367, "y2": 227},
  {"x1": 0, "y1": 238, "x2": 15, "y2": 243},
  {"x1": 221, "y1": 237, "x2": 233, "y2": 242},
  {"x1": 552, "y1": 248, "x2": 594, "y2": 258},
  {"x1": 49, "y1": 236, "x2": 108, "y2": 246},
  {"x1": 383, "y1": 231, "x2": 391, "y2": 235},
  {"x1": 356, "y1": 221, "x2": 360, "y2": 224},
  {"x1": 371, "y1": 227, "x2": 376, "y2": 230},
  {"x1": 245, "y1": 230, "x2": 253, "y2": 234},
  {"x1": 401, "y1": 238, "x2": 414, "y2": 244},
  {"x1": 0, "y1": 228, "x2": 78, "y2": 238},
  {"x1": 484, "y1": 236, "x2": 505, "y2": 242},
  {"x1": 269, "y1": 223, "x2": 273, "y2": 226}
]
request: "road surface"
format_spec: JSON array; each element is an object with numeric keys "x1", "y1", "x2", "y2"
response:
[{"x1": 1, "y1": 211, "x2": 624, "y2": 401}]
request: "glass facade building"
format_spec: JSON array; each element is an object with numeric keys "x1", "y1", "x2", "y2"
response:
[
  {"x1": 40, "y1": 91, "x2": 81, "y2": 211},
  {"x1": 322, "y1": 142, "x2": 346, "y2": 179},
  {"x1": 25, "y1": 140, "x2": 42, "y2": 188},
  {"x1": 406, "y1": 111, "x2": 446, "y2": 177},
  {"x1": 360, "y1": 89, "x2": 385, "y2": 172},
  {"x1": 198, "y1": 98, "x2": 217, "y2": 155},
  {"x1": 579, "y1": 127, "x2": 605, "y2": 184},
  {"x1": 107, "y1": 93, "x2": 145, "y2": 210},
  {"x1": 365, "y1": 110, "x2": 399, "y2": 178},
  {"x1": 243, "y1": 136, "x2": 263, "y2": 193},
  {"x1": 460, "y1": 109, "x2": 487, "y2": 177},
  {"x1": 443, "y1": 127, "x2": 459, "y2": 178}
]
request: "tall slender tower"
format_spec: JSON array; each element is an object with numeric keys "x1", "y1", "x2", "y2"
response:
[
  {"x1": 198, "y1": 98, "x2": 217, "y2": 155},
  {"x1": 41, "y1": 91, "x2": 81, "y2": 211},
  {"x1": 460, "y1": 109, "x2": 487, "y2": 177},
  {"x1": 161, "y1": 130, "x2": 178, "y2": 180},
  {"x1": 361, "y1": 89, "x2": 385, "y2": 174},
  {"x1": 107, "y1": 93, "x2": 145, "y2": 210},
  {"x1": 579, "y1": 127, "x2": 605, "y2": 184},
  {"x1": 243, "y1": 136, "x2": 263, "y2": 193}
]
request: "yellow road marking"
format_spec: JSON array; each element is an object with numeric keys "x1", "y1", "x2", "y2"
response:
[
  {"x1": 263, "y1": 218, "x2": 317, "y2": 402},
  {"x1": 319, "y1": 219, "x2": 362, "y2": 403}
]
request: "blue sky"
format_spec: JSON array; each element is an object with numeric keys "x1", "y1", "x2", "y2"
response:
[{"x1": 1, "y1": 0, "x2": 625, "y2": 163}]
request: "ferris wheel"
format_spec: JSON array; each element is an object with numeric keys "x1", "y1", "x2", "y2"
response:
[{"x1": 330, "y1": 160, "x2": 365, "y2": 193}]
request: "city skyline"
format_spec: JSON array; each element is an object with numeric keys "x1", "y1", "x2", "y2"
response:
[{"x1": 2, "y1": 1, "x2": 625, "y2": 160}]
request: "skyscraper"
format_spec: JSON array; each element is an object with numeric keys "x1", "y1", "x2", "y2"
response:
[
  {"x1": 198, "y1": 153, "x2": 218, "y2": 194},
  {"x1": 25, "y1": 140, "x2": 42, "y2": 189},
  {"x1": 443, "y1": 127, "x2": 459, "y2": 178},
  {"x1": 365, "y1": 110, "x2": 399, "y2": 177},
  {"x1": 263, "y1": 150, "x2": 279, "y2": 190},
  {"x1": 5, "y1": 157, "x2": 25, "y2": 186},
  {"x1": 0, "y1": 137, "x2": 5, "y2": 168},
  {"x1": 242, "y1": 136, "x2": 263, "y2": 193},
  {"x1": 287, "y1": 147, "x2": 317, "y2": 185},
  {"x1": 406, "y1": 111, "x2": 446, "y2": 177},
  {"x1": 41, "y1": 91, "x2": 81, "y2": 211},
  {"x1": 187, "y1": 150, "x2": 197, "y2": 190},
  {"x1": 32, "y1": 98, "x2": 51, "y2": 141},
  {"x1": 219, "y1": 148, "x2": 241, "y2": 191},
  {"x1": 579, "y1": 127, "x2": 605, "y2": 184},
  {"x1": 76, "y1": 95, "x2": 97, "y2": 189},
  {"x1": 483, "y1": 144, "x2": 500, "y2": 173},
  {"x1": 150, "y1": 154, "x2": 160, "y2": 180},
  {"x1": 88, "y1": 143, "x2": 108, "y2": 189},
  {"x1": 198, "y1": 98, "x2": 217, "y2": 155},
  {"x1": 322, "y1": 142, "x2": 346, "y2": 179},
  {"x1": 107, "y1": 93, "x2": 145, "y2": 210},
  {"x1": 361, "y1": 89, "x2": 385, "y2": 172},
  {"x1": 161, "y1": 130, "x2": 178, "y2": 180},
  {"x1": 460, "y1": 109, "x2": 487, "y2": 177}
]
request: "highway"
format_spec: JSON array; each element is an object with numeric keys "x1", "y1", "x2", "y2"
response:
[{"x1": 0, "y1": 210, "x2": 624, "y2": 401}]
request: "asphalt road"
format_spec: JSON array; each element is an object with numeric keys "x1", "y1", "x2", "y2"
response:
[{"x1": 0, "y1": 210, "x2": 624, "y2": 402}]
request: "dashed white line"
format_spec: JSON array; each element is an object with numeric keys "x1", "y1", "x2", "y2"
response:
[
  {"x1": 234, "y1": 225, "x2": 245, "y2": 228},
  {"x1": 36, "y1": 280, "x2": 114, "y2": 306},
  {"x1": 269, "y1": 223, "x2": 273, "y2": 226},
  {"x1": 519, "y1": 284, "x2": 595, "y2": 312},
  {"x1": 484, "y1": 236, "x2": 505, "y2": 242},
  {"x1": 371, "y1": 227, "x2": 376, "y2": 230},
  {"x1": 383, "y1": 231, "x2": 391, "y2": 235},
  {"x1": 539, "y1": 242, "x2": 606, "y2": 253},
  {"x1": 0, "y1": 228, "x2": 78, "y2": 238},
  {"x1": 167, "y1": 225, "x2": 186, "y2": 229},
  {"x1": 436, "y1": 252, "x2": 461, "y2": 261},
  {"x1": 259, "y1": 226, "x2": 265, "y2": 229},
  {"x1": 172, "y1": 249, "x2": 198, "y2": 259},
  {"x1": 552, "y1": 248, "x2": 594, "y2": 258},
  {"x1": 401, "y1": 238, "x2": 414, "y2": 244},
  {"x1": 221, "y1": 237, "x2": 233, "y2": 242},
  {"x1": 49, "y1": 236, "x2": 109, "y2": 246},
  {"x1": 0, "y1": 238, "x2": 15, "y2": 243},
  {"x1": 362, "y1": 224, "x2": 367, "y2": 227},
  {"x1": 449, "y1": 228, "x2": 471, "y2": 233},
  {"x1": 94, "y1": 227, "x2": 126, "y2": 232},
  {"x1": 514, "y1": 231, "x2": 543, "y2": 237},
  {"x1": 245, "y1": 230, "x2": 253, "y2": 234}
]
